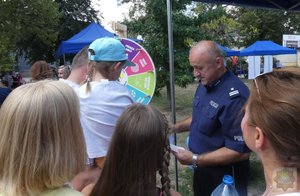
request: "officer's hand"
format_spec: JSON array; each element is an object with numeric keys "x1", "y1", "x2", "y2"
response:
[
  {"x1": 172, "y1": 148, "x2": 193, "y2": 165},
  {"x1": 168, "y1": 123, "x2": 177, "y2": 133}
]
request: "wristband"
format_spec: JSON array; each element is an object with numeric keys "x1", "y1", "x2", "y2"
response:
[{"x1": 192, "y1": 154, "x2": 198, "y2": 169}]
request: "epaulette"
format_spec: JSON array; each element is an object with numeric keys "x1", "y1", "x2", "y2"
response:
[{"x1": 228, "y1": 87, "x2": 240, "y2": 99}]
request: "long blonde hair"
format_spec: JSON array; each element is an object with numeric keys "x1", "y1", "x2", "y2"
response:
[
  {"x1": 0, "y1": 80, "x2": 86, "y2": 195},
  {"x1": 85, "y1": 60, "x2": 125, "y2": 93}
]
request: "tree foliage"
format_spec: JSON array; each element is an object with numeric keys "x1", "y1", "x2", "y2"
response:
[
  {"x1": 55, "y1": 0, "x2": 100, "y2": 45},
  {"x1": 0, "y1": 35, "x2": 15, "y2": 73},
  {"x1": 0, "y1": 0, "x2": 60, "y2": 63},
  {"x1": 121, "y1": 0, "x2": 206, "y2": 95},
  {"x1": 54, "y1": 0, "x2": 100, "y2": 63},
  {"x1": 121, "y1": 1, "x2": 240, "y2": 95},
  {"x1": 0, "y1": 0, "x2": 100, "y2": 67},
  {"x1": 196, "y1": 4, "x2": 239, "y2": 47},
  {"x1": 234, "y1": 8, "x2": 300, "y2": 46},
  {"x1": 1, "y1": 0, "x2": 300, "y2": 79}
]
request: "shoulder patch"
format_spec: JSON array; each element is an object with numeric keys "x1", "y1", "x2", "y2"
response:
[{"x1": 228, "y1": 87, "x2": 240, "y2": 99}]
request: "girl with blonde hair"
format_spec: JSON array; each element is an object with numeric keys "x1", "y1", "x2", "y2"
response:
[
  {"x1": 71, "y1": 38, "x2": 135, "y2": 191},
  {"x1": 0, "y1": 80, "x2": 86, "y2": 195}
]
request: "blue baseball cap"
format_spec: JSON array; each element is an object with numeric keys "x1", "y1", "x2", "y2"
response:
[{"x1": 88, "y1": 37, "x2": 135, "y2": 66}]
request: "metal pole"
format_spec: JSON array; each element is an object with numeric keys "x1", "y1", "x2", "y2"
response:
[
  {"x1": 166, "y1": 0, "x2": 178, "y2": 191},
  {"x1": 63, "y1": 54, "x2": 66, "y2": 65}
]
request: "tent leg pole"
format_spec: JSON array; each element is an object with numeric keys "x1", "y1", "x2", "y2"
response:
[
  {"x1": 167, "y1": 0, "x2": 178, "y2": 192},
  {"x1": 63, "y1": 54, "x2": 66, "y2": 65}
]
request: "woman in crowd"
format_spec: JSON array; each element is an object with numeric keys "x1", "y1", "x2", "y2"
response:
[
  {"x1": 30, "y1": 60, "x2": 53, "y2": 81},
  {"x1": 58, "y1": 65, "x2": 71, "y2": 79},
  {"x1": 82, "y1": 103, "x2": 180, "y2": 196},
  {"x1": 241, "y1": 67, "x2": 300, "y2": 196},
  {"x1": 0, "y1": 80, "x2": 86, "y2": 195}
]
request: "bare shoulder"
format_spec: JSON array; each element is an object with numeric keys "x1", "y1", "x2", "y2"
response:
[{"x1": 81, "y1": 183, "x2": 95, "y2": 196}]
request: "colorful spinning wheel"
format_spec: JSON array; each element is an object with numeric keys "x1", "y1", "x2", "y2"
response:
[{"x1": 119, "y1": 38, "x2": 156, "y2": 105}]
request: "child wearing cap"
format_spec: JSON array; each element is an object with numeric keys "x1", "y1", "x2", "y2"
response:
[{"x1": 71, "y1": 37, "x2": 135, "y2": 191}]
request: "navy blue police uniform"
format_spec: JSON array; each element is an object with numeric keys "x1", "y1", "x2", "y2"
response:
[
  {"x1": 0, "y1": 87, "x2": 12, "y2": 107},
  {"x1": 189, "y1": 70, "x2": 250, "y2": 196}
]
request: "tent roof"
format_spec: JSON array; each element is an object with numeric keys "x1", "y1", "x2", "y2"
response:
[
  {"x1": 56, "y1": 22, "x2": 115, "y2": 58},
  {"x1": 217, "y1": 44, "x2": 239, "y2": 56},
  {"x1": 196, "y1": 0, "x2": 300, "y2": 11},
  {"x1": 239, "y1": 40, "x2": 297, "y2": 56}
]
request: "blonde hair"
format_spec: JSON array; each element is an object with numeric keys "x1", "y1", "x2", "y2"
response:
[
  {"x1": 85, "y1": 61, "x2": 123, "y2": 93},
  {"x1": 0, "y1": 80, "x2": 86, "y2": 195}
]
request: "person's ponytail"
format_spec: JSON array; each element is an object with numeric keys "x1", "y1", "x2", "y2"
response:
[{"x1": 86, "y1": 62, "x2": 95, "y2": 93}]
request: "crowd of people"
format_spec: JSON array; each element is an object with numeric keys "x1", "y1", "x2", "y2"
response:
[
  {"x1": 0, "y1": 60, "x2": 76, "y2": 107},
  {"x1": 0, "y1": 38, "x2": 299, "y2": 196},
  {"x1": 0, "y1": 71, "x2": 24, "y2": 89}
]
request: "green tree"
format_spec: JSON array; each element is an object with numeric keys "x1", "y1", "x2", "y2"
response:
[
  {"x1": 54, "y1": 0, "x2": 101, "y2": 63},
  {"x1": 285, "y1": 12, "x2": 300, "y2": 34},
  {"x1": 55, "y1": 0, "x2": 100, "y2": 44},
  {"x1": 121, "y1": 1, "x2": 242, "y2": 96},
  {"x1": 121, "y1": 0, "x2": 206, "y2": 96},
  {"x1": 0, "y1": 0, "x2": 101, "y2": 66},
  {"x1": 0, "y1": 35, "x2": 15, "y2": 73},
  {"x1": 0, "y1": 0, "x2": 60, "y2": 63},
  {"x1": 196, "y1": 3, "x2": 239, "y2": 47},
  {"x1": 234, "y1": 8, "x2": 300, "y2": 46}
]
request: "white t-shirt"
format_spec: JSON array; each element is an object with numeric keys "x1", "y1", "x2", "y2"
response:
[
  {"x1": 77, "y1": 80, "x2": 134, "y2": 158},
  {"x1": 60, "y1": 79, "x2": 81, "y2": 90},
  {"x1": 277, "y1": 193, "x2": 300, "y2": 196}
]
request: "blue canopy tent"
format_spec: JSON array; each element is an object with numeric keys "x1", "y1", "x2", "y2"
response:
[
  {"x1": 56, "y1": 22, "x2": 115, "y2": 58},
  {"x1": 240, "y1": 40, "x2": 297, "y2": 56},
  {"x1": 239, "y1": 40, "x2": 296, "y2": 79},
  {"x1": 217, "y1": 44, "x2": 239, "y2": 56},
  {"x1": 166, "y1": 0, "x2": 300, "y2": 190}
]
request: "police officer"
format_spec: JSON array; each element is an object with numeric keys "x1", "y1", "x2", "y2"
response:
[{"x1": 170, "y1": 40, "x2": 250, "y2": 196}]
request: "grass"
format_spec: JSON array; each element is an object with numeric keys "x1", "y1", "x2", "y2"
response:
[{"x1": 151, "y1": 81, "x2": 265, "y2": 195}]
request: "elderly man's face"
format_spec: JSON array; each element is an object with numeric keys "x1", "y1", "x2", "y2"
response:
[
  {"x1": 189, "y1": 49, "x2": 220, "y2": 86},
  {"x1": 58, "y1": 67, "x2": 64, "y2": 79}
]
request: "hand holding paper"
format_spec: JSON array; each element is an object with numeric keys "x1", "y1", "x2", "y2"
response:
[
  {"x1": 169, "y1": 134, "x2": 185, "y2": 153},
  {"x1": 170, "y1": 144, "x2": 185, "y2": 153}
]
